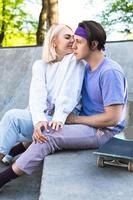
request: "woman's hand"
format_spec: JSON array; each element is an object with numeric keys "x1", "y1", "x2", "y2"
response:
[
  {"x1": 32, "y1": 121, "x2": 49, "y2": 143},
  {"x1": 49, "y1": 121, "x2": 63, "y2": 131}
]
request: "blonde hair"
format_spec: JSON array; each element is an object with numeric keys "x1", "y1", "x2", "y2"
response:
[{"x1": 42, "y1": 24, "x2": 72, "y2": 63}]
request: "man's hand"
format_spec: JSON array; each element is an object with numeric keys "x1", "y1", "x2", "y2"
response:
[
  {"x1": 66, "y1": 113, "x2": 76, "y2": 124},
  {"x1": 49, "y1": 121, "x2": 63, "y2": 131},
  {"x1": 32, "y1": 121, "x2": 49, "y2": 143}
]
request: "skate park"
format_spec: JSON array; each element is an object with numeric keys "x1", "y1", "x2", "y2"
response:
[{"x1": 0, "y1": 40, "x2": 133, "y2": 200}]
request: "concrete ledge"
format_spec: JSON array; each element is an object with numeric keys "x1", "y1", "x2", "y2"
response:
[{"x1": 39, "y1": 150, "x2": 133, "y2": 200}]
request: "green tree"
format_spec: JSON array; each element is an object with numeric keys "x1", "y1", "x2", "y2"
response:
[
  {"x1": 101, "y1": 0, "x2": 133, "y2": 36},
  {"x1": 0, "y1": 0, "x2": 38, "y2": 47}
]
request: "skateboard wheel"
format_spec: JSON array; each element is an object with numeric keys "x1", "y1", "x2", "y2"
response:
[
  {"x1": 97, "y1": 156, "x2": 104, "y2": 167},
  {"x1": 128, "y1": 161, "x2": 133, "y2": 172}
]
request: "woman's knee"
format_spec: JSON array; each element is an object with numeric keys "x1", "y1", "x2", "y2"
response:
[
  {"x1": 2, "y1": 109, "x2": 31, "y2": 127},
  {"x1": 2, "y1": 109, "x2": 20, "y2": 123}
]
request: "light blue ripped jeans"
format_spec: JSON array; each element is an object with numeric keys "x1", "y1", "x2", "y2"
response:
[
  {"x1": 0, "y1": 109, "x2": 34, "y2": 155},
  {"x1": 0, "y1": 109, "x2": 52, "y2": 155}
]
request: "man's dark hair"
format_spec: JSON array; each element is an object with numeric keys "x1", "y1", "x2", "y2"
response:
[{"x1": 78, "y1": 20, "x2": 106, "y2": 50}]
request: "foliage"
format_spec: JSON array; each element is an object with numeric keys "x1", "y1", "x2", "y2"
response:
[
  {"x1": 3, "y1": 32, "x2": 36, "y2": 47},
  {"x1": 100, "y1": 0, "x2": 133, "y2": 35},
  {"x1": 0, "y1": 0, "x2": 38, "y2": 47}
]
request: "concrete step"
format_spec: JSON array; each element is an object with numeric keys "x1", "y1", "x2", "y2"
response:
[{"x1": 39, "y1": 150, "x2": 133, "y2": 200}]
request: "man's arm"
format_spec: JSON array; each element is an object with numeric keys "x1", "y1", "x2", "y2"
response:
[{"x1": 66, "y1": 104, "x2": 123, "y2": 128}]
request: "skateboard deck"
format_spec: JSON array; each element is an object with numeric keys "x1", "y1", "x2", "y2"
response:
[{"x1": 93, "y1": 137, "x2": 133, "y2": 172}]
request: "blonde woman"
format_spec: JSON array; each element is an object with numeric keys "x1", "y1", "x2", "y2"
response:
[{"x1": 0, "y1": 24, "x2": 85, "y2": 166}]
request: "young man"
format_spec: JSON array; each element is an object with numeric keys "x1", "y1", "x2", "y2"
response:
[
  {"x1": 0, "y1": 21, "x2": 127, "y2": 189},
  {"x1": 66, "y1": 20, "x2": 127, "y2": 134}
]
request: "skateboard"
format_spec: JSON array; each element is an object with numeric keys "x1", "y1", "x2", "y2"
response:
[{"x1": 93, "y1": 137, "x2": 133, "y2": 172}]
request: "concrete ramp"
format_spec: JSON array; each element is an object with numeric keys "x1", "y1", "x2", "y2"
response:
[
  {"x1": 0, "y1": 46, "x2": 42, "y2": 119},
  {"x1": 0, "y1": 41, "x2": 133, "y2": 122},
  {"x1": 0, "y1": 42, "x2": 133, "y2": 200}
]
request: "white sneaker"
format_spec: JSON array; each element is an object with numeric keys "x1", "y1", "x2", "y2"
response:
[{"x1": 2, "y1": 155, "x2": 13, "y2": 165}]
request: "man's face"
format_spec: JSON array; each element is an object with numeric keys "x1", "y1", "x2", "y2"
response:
[{"x1": 72, "y1": 35, "x2": 90, "y2": 61}]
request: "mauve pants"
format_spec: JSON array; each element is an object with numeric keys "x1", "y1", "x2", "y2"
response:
[{"x1": 15, "y1": 124, "x2": 115, "y2": 174}]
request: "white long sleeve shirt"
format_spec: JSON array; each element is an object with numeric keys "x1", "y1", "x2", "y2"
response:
[{"x1": 29, "y1": 53, "x2": 85, "y2": 125}]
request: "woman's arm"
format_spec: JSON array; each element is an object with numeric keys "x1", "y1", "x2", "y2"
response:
[
  {"x1": 52, "y1": 55, "x2": 86, "y2": 126},
  {"x1": 29, "y1": 60, "x2": 48, "y2": 125}
]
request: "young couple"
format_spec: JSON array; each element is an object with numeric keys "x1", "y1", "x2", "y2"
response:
[{"x1": 0, "y1": 20, "x2": 127, "y2": 190}]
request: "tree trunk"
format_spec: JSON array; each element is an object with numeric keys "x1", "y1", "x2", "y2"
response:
[
  {"x1": 0, "y1": 25, "x2": 4, "y2": 47},
  {"x1": 36, "y1": 0, "x2": 58, "y2": 45},
  {"x1": 0, "y1": 1, "x2": 5, "y2": 47}
]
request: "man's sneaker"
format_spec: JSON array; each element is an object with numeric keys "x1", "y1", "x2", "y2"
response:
[{"x1": 2, "y1": 155, "x2": 13, "y2": 165}]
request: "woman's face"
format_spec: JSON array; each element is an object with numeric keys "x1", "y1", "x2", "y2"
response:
[{"x1": 54, "y1": 27, "x2": 74, "y2": 57}]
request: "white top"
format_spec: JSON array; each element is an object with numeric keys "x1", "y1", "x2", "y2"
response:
[{"x1": 29, "y1": 53, "x2": 85, "y2": 125}]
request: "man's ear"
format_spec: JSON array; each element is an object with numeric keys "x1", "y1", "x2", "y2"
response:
[{"x1": 91, "y1": 40, "x2": 98, "y2": 50}]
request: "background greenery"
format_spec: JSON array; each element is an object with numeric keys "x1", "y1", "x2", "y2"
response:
[
  {"x1": 0, "y1": 0, "x2": 133, "y2": 47},
  {"x1": 100, "y1": 0, "x2": 133, "y2": 40},
  {"x1": 0, "y1": 0, "x2": 39, "y2": 47}
]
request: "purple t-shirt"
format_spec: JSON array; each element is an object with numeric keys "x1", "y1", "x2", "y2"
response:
[{"x1": 80, "y1": 57, "x2": 127, "y2": 133}]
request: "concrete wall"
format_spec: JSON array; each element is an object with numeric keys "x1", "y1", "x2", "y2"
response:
[
  {"x1": 105, "y1": 41, "x2": 133, "y2": 127},
  {"x1": 0, "y1": 46, "x2": 42, "y2": 118},
  {"x1": 0, "y1": 41, "x2": 133, "y2": 124},
  {"x1": 106, "y1": 41, "x2": 133, "y2": 101}
]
